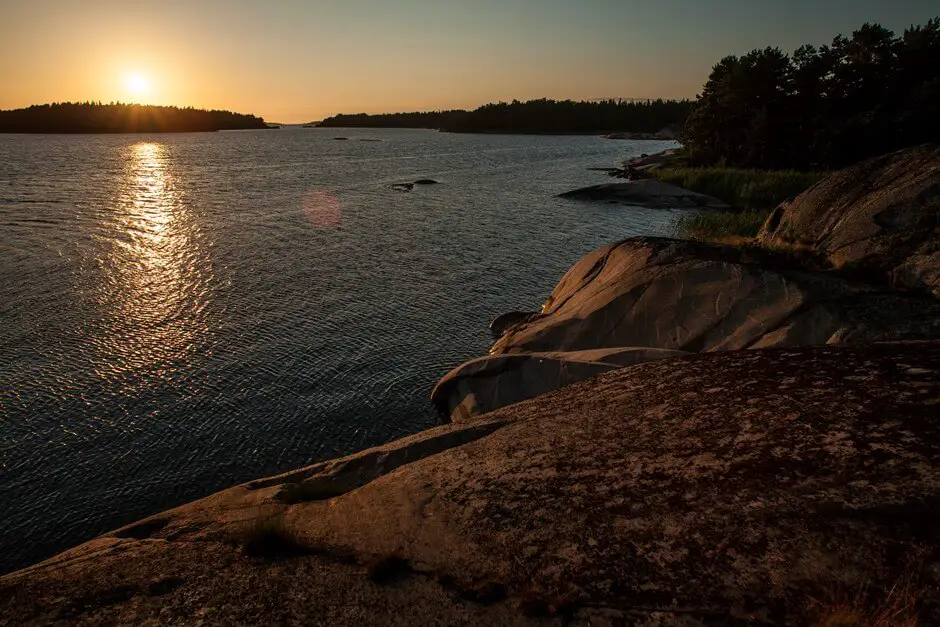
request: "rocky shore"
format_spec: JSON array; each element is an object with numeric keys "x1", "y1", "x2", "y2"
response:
[{"x1": 2, "y1": 145, "x2": 938, "y2": 625}]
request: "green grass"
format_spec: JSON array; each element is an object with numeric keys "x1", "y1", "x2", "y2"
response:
[
  {"x1": 677, "y1": 209, "x2": 773, "y2": 242},
  {"x1": 656, "y1": 167, "x2": 825, "y2": 210}
]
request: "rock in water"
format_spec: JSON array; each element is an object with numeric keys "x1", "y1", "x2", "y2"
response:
[
  {"x1": 413, "y1": 179, "x2": 439, "y2": 185},
  {"x1": 759, "y1": 143, "x2": 940, "y2": 297},
  {"x1": 558, "y1": 179, "x2": 731, "y2": 209}
]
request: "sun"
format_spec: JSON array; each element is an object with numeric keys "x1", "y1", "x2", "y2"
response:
[{"x1": 126, "y1": 73, "x2": 151, "y2": 98}]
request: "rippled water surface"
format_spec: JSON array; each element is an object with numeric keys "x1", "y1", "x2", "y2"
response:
[{"x1": 0, "y1": 129, "x2": 678, "y2": 572}]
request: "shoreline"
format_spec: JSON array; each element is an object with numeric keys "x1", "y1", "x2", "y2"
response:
[{"x1": 2, "y1": 144, "x2": 938, "y2": 624}]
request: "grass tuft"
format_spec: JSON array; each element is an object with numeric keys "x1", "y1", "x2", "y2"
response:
[
  {"x1": 811, "y1": 577, "x2": 920, "y2": 627},
  {"x1": 677, "y1": 209, "x2": 772, "y2": 243},
  {"x1": 657, "y1": 167, "x2": 825, "y2": 210}
]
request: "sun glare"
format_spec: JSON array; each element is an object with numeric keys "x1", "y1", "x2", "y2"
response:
[{"x1": 126, "y1": 73, "x2": 151, "y2": 98}]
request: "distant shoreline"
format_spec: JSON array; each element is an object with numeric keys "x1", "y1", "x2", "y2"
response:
[{"x1": 0, "y1": 103, "x2": 269, "y2": 134}]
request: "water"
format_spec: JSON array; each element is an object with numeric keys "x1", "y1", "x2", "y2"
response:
[{"x1": 0, "y1": 128, "x2": 679, "y2": 573}]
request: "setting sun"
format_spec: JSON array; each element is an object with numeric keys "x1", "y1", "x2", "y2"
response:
[{"x1": 126, "y1": 73, "x2": 150, "y2": 98}]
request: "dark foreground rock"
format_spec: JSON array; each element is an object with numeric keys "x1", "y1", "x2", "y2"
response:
[
  {"x1": 759, "y1": 144, "x2": 940, "y2": 297},
  {"x1": 559, "y1": 179, "x2": 730, "y2": 209},
  {"x1": 4, "y1": 342, "x2": 940, "y2": 625}
]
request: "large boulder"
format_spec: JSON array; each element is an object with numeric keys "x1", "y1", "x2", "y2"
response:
[
  {"x1": 559, "y1": 179, "x2": 731, "y2": 209},
  {"x1": 758, "y1": 143, "x2": 940, "y2": 297},
  {"x1": 4, "y1": 342, "x2": 940, "y2": 625},
  {"x1": 493, "y1": 237, "x2": 940, "y2": 357}
]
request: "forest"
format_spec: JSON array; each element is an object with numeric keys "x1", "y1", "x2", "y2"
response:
[
  {"x1": 318, "y1": 99, "x2": 693, "y2": 135},
  {"x1": 681, "y1": 17, "x2": 940, "y2": 170},
  {"x1": 0, "y1": 102, "x2": 269, "y2": 133}
]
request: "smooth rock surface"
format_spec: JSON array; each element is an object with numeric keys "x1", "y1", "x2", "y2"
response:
[
  {"x1": 559, "y1": 179, "x2": 730, "y2": 210},
  {"x1": 432, "y1": 347, "x2": 687, "y2": 421},
  {"x1": 4, "y1": 342, "x2": 940, "y2": 625},
  {"x1": 758, "y1": 143, "x2": 940, "y2": 297},
  {"x1": 493, "y1": 237, "x2": 940, "y2": 357}
]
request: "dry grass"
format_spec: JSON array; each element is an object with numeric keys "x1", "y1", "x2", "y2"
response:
[{"x1": 811, "y1": 579, "x2": 921, "y2": 627}]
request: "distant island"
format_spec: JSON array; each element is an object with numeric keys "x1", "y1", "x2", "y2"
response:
[
  {"x1": 317, "y1": 98, "x2": 693, "y2": 135},
  {"x1": 0, "y1": 102, "x2": 270, "y2": 133}
]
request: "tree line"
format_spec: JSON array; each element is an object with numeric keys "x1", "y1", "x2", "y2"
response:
[
  {"x1": 0, "y1": 102, "x2": 269, "y2": 133},
  {"x1": 318, "y1": 99, "x2": 693, "y2": 134},
  {"x1": 682, "y1": 17, "x2": 940, "y2": 170}
]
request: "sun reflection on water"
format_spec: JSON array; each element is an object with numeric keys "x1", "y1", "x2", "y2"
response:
[{"x1": 92, "y1": 141, "x2": 212, "y2": 387}]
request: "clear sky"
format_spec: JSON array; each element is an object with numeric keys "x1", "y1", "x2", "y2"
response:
[{"x1": 1, "y1": 0, "x2": 937, "y2": 123}]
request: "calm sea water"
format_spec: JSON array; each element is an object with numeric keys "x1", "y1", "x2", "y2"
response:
[{"x1": 0, "y1": 128, "x2": 679, "y2": 572}]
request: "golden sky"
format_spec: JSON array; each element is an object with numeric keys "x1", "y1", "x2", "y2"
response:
[{"x1": 1, "y1": 0, "x2": 937, "y2": 123}]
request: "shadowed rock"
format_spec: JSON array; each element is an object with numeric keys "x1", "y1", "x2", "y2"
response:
[
  {"x1": 758, "y1": 143, "x2": 940, "y2": 297},
  {"x1": 489, "y1": 311, "x2": 536, "y2": 339},
  {"x1": 432, "y1": 347, "x2": 688, "y2": 421},
  {"x1": 3, "y1": 342, "x2": 940, "y2": 624}
]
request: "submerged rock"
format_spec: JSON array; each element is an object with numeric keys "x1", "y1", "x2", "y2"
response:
[
  {"x1": 4, "y1": 342, "x2": 940, "y2": 624},
  {"x1": 759, "y1": 143, "x2": 940, "y2": 297},
  {"x1": 391, "y1": 182, "x2": 414, "y2": 192},
  {"x1": 559, "y1": 179, "x2": 730, "y2": 209}
]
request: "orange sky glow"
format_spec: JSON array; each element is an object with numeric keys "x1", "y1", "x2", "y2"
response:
[{"x1": 1, "y1": 0, "x2": 936, "y2": 123}]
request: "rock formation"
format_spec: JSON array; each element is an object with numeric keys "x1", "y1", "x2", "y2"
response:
[
  {"x1": 559, "y1": 179, "x2": 730, "y2": 209},
  {"x1": 3, "y1": 342, "x2": 940, "y2": 625},
  {"x1": 432, "y1": 236, "x2": 939, "y2": 421},
  {"x1": 437, "y1": 146, "x2": 940, "y2": 421},
  {"x1": 759, "y1": 144, "x2": 939, "y2": 297}
]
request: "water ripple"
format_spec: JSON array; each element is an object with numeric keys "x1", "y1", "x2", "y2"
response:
[{"x1": 0, "y1": 129, "x2": 680, "y2": 573}]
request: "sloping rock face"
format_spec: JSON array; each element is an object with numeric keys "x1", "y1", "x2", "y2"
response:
[
  {"x1": 758, "y1": 143, "x2": 940, "y2": 297},
  {"x1": 559, "y1": 179, "x2": 730, "y2": 210},
  {"x1": 492, "y1": 237, "x2": 939, "y2": 357},
  {"x1": 4, "y1": 342, "x2": 940, "y2": 625},
  {"x1": 430, "y1": 237, "x2": 938, "y2": 421}
]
